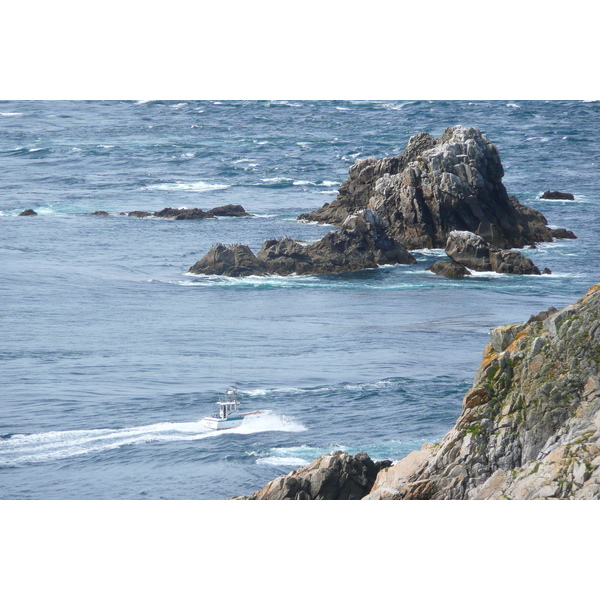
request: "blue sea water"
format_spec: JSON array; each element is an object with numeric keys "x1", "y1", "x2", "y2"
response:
[{"x1": 0, "y1": 100, "x2": 599, "y2": 499}]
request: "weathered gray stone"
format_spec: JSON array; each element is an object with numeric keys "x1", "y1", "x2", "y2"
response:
[{"x1": 299, "y1": 126, "x2": 568, "y2": 250}]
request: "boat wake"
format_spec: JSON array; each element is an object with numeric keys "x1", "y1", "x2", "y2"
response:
[{"x1": 0, "y1": 413, "x2": 305, "y2": 466}]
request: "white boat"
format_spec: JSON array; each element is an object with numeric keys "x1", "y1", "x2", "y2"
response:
[{"x1": 201, "y1": 386, "x2": 271, "y2": 430}]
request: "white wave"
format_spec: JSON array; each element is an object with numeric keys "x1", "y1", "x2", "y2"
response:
[
  {"x1": 256, "y1": 456, "x2": 309, "y2": 467},
  {"x1": 169, "y1": 102, "x2": 187, "y2": 108},
  {"x1": 99, "y1": 145, "x2": 114, "y2": 149},
  {"x1": 506, "y1": 103, "x2": 520, "y2": 108},
  {"x1": 0, "y1": 413, "x2": 303, "y2": 466},
  {"x1": 180, "y1": 152, "x2": 195, "y2": 158},
  {"x1": 335, "y1": 107, "x2": 351, "y2": 111},
  {"x1": 141, "y1": 181, "x2": 230, "y2": 192},
  {"x1": 0, "y1": 112, "x2": 25, "y2": 116},
  {"x1": 293, "y1": 180, "x2": 339, "y2": 187},
  {"x1": 253, "y1": 140, "x2": 270, "y2": 145},
  {"x1": 135, "y1": 100, "x2": 154, "y2": 105},
  {"x1": 382, "y1": 102, "x2": 416, "y2": 110}
]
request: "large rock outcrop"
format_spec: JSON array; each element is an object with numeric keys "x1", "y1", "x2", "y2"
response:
[
  {"x1": 188, "y1": 210, "x2": 416, "y2": 277},
  {"x1": 299, "y1": 126, "x2": 574, "y2": 249},
  {"x1": 239, "y1": 284, "x2": 600, "y2": 500},
  {"x1": 233, "y1": 451, "x2": 391, "y2": 500}
]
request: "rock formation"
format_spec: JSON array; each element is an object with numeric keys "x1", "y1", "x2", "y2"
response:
[
  {"x1": 115, "y1": 205, "x2": 252, "y2": 219},
  {"x1": 239, "y1": 284, "x2": 600, "y2": 500},
  {"x1": 444, "y1": 230, "x2": 542, "y2": 275},
  {"x1": 233, "y1": 451, "x2": 392, "y2": 500},
  {"x1": 299, "y1": 126, "x2": 575, "y2": 249},
  {"x1": 189, "y1": 210, "x2": 416, "y2": 277},
  {"x1": 541, "y1": 190, "x2": 575, "y2": 200},
  {"x1": 426, "y1": 260, "x2": 471, "y2": 279},
  {"x1": 18, "y1": 209, "x2": 37, "y2": 216}
]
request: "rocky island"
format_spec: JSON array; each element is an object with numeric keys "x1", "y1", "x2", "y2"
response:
[
  {"x1": 236, "y1": 283, "x2": 600, "y2": 500},
  {"x1": 191, "y1": 126, "x2": 575, "y2": 278}
]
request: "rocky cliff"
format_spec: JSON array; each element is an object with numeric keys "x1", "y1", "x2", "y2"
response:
[
  {"x1": 239, "y1": 284, "x2": 600, "y2": 500},
  {"x1": 299, "y1": 126, "x2": 573, "y2": 250}
]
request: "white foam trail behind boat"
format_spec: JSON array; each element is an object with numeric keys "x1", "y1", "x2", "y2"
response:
[{"x1": 0, "y1": 413, "x2": 305, "y2": 466}]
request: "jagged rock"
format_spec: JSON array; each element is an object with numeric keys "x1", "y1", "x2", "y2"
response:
[
  {"x1": 91, "y1": 210, "x2": 110, "y2": 216},
  {"x1": 188, "y1": 210, "x2": 416, "y2": 277},
  {"x1": 232, "y1": 451, "x2": 391, "y2": 500},
  {"x1": 541, "y1": 190, "x2": 575, "y2": 200},
  {"x1": 299, "y1": 126, "x2": 569, "y2": 250},
  {"x1": 365, "y1": 283, "x2": 600, "y2": 499},
  {"x1": 207, "y1": 204, "x2": 253, "y2": 217},
  {"x1": 445, "y1": 231, "x2": 541, "y2": 275},
  {"x1": 188, "y1": 243, "x2": 268, "y2": 277},
  {"x1": 18, "y1": 209, "x2": 37, "y2": 216},
  {"x1": 426, "y1": 260, "x2": 471, "y2": 279},
  {"x1": 128, "y1": 211, "x2": 152, "y2": 218}
]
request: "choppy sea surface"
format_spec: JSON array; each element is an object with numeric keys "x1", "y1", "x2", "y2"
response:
[{"x1": 1, "y1": 100, "x2": 599, "y2": 499}]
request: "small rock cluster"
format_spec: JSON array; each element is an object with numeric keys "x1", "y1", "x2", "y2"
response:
[
  {"x1": 93, "y1": 204, "x2": 252, "y2": 219},
  {"x1": 188, "y1": 210, "x2": 416, "y2": 277}
]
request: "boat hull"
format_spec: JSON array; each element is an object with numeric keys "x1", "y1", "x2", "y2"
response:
[{"x1": 201, "y1": 416, "x2": 244, "y2": 430}]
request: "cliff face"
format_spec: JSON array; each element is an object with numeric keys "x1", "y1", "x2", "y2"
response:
[
  {"x1": 239, "y1": 284, "x2": 600, "y2": 500},
  {"x1": 366, "y1": 284, "x2": 600, "y2": 500},
  {"x1": 299, "y1": 126, "x2": 563, "y2": 250}
]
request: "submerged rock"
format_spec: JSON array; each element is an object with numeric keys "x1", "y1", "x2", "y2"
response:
[
  {"x1": 541, "y1": 190, "x2": 575, "y2": 200},
  {"x1": 128, "y1": 211, "x2": 152, "y2": 218},
  {"x1": 232, "y1": 451, "x2": 391, "y2": 500},
  {"x1": 18, "y1": 209, "x2": 37, "y2": 216},
  {"x1": 91, "y1": 210, "x2": 110, "y2": 216},
  {"x1": 299, "y1": 126, "x2": 569, "y2": 250},
  {"x1": 445, "y1": 230, "x2": 542, "y2": 275},
  {"x1": 189, "y1": 210, "x2": 416, "y2": 277}
]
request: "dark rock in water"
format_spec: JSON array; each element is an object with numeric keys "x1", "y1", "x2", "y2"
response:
[
  {"x1": 256, "y1": 237, "x2": 313, "y2": 275},
  {"x1": 207, "y1": 204, "x2": 253, "y2": 217},
  {"x1": 153, "y1": 207, "x2": 216, "y2": 220},
  {"x1": 542, "y1": 267, "x2": 552, "y2": 275},
  {"x1": 490, "y1": 249, "x2": 542, "y2": 275},
  {"x1": 91, "y1": 210, "x2": 110, "y2": 216},
  {"x1": 445, "y1": 231, "x2": 541, "y2": 275},
  {"x1": 299, "y1": 126, "x2": 564, "y2": 249},
  {"x1": 550, "y1": 227, "x2": 578, "y2": 239},
  {"x1": 18, "y1": 209, "x2": 37, "y2": 216},
  {"x1": 128, "y1": 211, "x2": 152, "y2": 218},
  {"x1": 232, "y1": 451, "x2": 392, "y2": 500},
  {"x1": 189, "y1": 210, "x2": 416, "y2": 277},
  {"x1": 188, "y1": 243, "x2": 268, "y2": 277},
  {"x1": 427, "y1": 260, "x2": 471, "y2": 279},
  {"x1": 541, "y1": 190, "x2": 575, "y2": 200}
]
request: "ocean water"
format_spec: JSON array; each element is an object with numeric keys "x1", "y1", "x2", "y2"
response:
[{"x1": 1, "y1": 100, "x2": 599, "y2": 499}]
